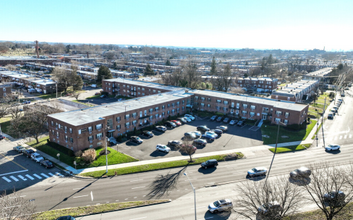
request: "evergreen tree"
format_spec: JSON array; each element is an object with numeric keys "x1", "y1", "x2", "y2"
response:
[
  {"x1": 210, "y1": 56, "x2": 217, "y2": 75},
  {"x1": 144, "y1": 64, "x2": 154, "y2": 76},
  {"x1": 166, "y1": 59, "x2": 171, "y2": 66},
  {"x1": 97, "y1": 66, "x2": 113, "y2": 83}
]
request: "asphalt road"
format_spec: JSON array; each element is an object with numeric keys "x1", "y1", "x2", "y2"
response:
[{"x1": 116, "y1": 119, "x2": 263, "y2": 160}]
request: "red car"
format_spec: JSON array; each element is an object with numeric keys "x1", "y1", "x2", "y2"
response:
[
  {"x1": 0, "y1": 134, "x2": 5, "y2": 140},
  {"x1": 171, "y1": 120, "x2": 182, "y2": 126}
]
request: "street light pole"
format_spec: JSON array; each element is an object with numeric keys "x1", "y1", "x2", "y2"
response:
[
  {"x1": 99, "y1": 117, "x2": 108, "y2": 173},
  {"x1": 184, "y1": 173, "x2": 196, "y2": 220},
  {"x1": 266, "y1": 121, "x2": 283, "y2": 184}
]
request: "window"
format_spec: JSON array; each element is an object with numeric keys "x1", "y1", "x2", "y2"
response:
[
  {"x1": 182, "y1": 106, "x2": 184, "y2": 110},
  {"x1": 167, "y1": 110, "x2": 170, "y2": 115},
  {"x1": 132, "y1": 112, "x2": 137, "y2": 118},
  {"x1": 242, "y1": 110, "x2": 247, "y2": 114},
  {"x1": 195, "y1": 96, "x2": 198, "y2": 100},
  {"x1": 56, "y1": 132, "x2": 59, "y2": 137},
  {"x1": 223, "y1": 107, "x2": 227, "y2": 112},
  {"x1": 155, "y1": 114, "x2": 159, "y2": 119},
  {"x1": 88, "y1": 126, "x2": 92, "y2": 132},
  {"x1": 117, "y1": 125, "x2": 121, "y2": 131},
  {"x1": 162, "y1": 105, "x2": 165, "y2": 109},
  {"x1": 65, "y1": 135, "x2": 68, "y2": 142},
  {"x1": 149, "y1": 108, "x2": 153, "y2": 113},
  {"x1": 51, "y1": 121, "x2": 54, "y2": 126},
  {"x1": 243, "y1": 104, "x2": 247, "y2": 109},
  {"x1": 236, "y1": 103, "x2": 240, "y2": 109},
  {"x1": 284, "y1": 119, "x2": 288, "y2": 125},
  {"x1": 207, "y1": 98, "x2": 211, "y2": 101},
  {"x1": 69, "y1": 128, "x2": 72, "y2": 133},
  {"x1": 231, "y1": 102, "x2": 234, "y2": 107},
  {"x1": 133, "y1": 120, "x2": 137, "y2": 126},
  {"x1": 207, "y1": 104, "x2": 211, "y2": 108},
  {"x1": 64, "y1": 126, "x2": 67, "y2": 133},
  {"x1": 125, "y1": 114, "x2": 130, "y2": 120},
  {"x1": 162, "y1": 112, "x2": 165, "y2": 117},
  {"x1": 276, "y1": 111, "x2": 282, "y2": 116},
  {"x1": 116, "y1": 116, "x2": 121, "y2": 122},
  {"x1": 142, "y1": 88, "x2": 145, "y2": 91},
  {"x1": 177, "y1": 101, "x2": 180, "y2": 106},
  {"x1": 144, "y1": 110, "x2": 147, "y2": 116},
  {"x1": 235, "y1": 110, "x2": 239, "y2": 115},
  {"x1": 140, "y1": 111, "x2": 143, "y2": 117},
  {"x1": 78, "y1": 129, "x2": 81, "y2": 135},
  {"x1": 153, "y1": 90, "x2": 156, "y2": 93},
  {"x1": 200, "y1": 97, "x2": 205, "y2": 101},
  {"x1": 167, "y1": 104, "x2": 170, "y2": 107},
  {"x1": 177, "y1": 108, "x2": 180, "y2": 112},
  {"x1": 263, "y1": 107, "x2": 269, "y2": 112},
  {"x1": 250, "y1": 105, "x2": 256, "y2": 110},
  {"x1": 88, "y1": 136, "x2": 93, "y2": 141},
  {"x1": 172, "y1": 109, "x2": 175, "y2": 114},
  {"x1": 149, "y1": 115, "x2": 153, "y2": 120},
  {"x1": 217, "y1": 99, "x2": 222, "y2": 103},
  {"x1": 138, "y1": 87, "x2": 140, "y2": 90},
  {"x1": 96, "y1": 124, "x2": 102, "y2": 130},
  {"x1": 224, "y1": 101, "x2": 228, "y2": 105},
  {"x1": 155, "y1": 107, "x2": 159, "y2": 111},
  {"x1": 96, "y1": 133, "x2": 103, "y2": 139},
  {"x1": 200, "y1": 103, "x2": 205, "y2": 107},
  {"x1": 285, "y1": 112, "x2": 290, "y2": 118},
  {"x1": 70, "y1": 138, "x2": 73, "y2": 143},
  {"x1": 250, "y1": 112, "x2": 255, "y2": 117},
  {"x1": 142, "y1": 93, "x2": 145, "y2": 96},
  {"x1": 125, "y1": 122, "x2": 130, "y2": 128},
  {"x1": 275, "y1": 118, "x2": 281, "y2": 123}
]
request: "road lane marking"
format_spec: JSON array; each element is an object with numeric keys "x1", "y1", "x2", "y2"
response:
[
  {"x1": 125, "y1": 198, "x2": 128, "y2": 200},
  {"x1": 0, "y1": 170, "x2": 28, "y2": 177},
  {"x1": 131, "y1": 186, "x2": 145, "y2": 189},
  {"x1": 73, "y1": 195, "x2": 88, "y2": 199},
  {"x1": 130, "y1": 179, "x2": 144, "y2": 182},
  {"x1": 41, "y1": 173, "x2": 50, "y2": 178},
  {"x1": 33, "y1": 174, "x2": 42, "y2": 179},
  {"x1": 91, "y1": 191, "x2": 94, "y2": 201},
  {"x1": 116, "y1": 200, "x2": 119, "y2": 202},
  {"x1": 130, "y1": 217, "x2": 146, "y2": 220},
  {"x1": 10, "y1": 176, "x2": 19, "y2": 182},
  {"x1": 0, "y1": 152, "x2": 28, "y2": 171},
  {"x1": 350, "y1": 134, "x2": 352, "y2": 138},
  {"x1": 25, "y1": 174, "x2": 34, "y2": 180},
  {"x1": 56, "y1": 172, "x2": 64, "y2": 177},
  {"x1": 2, "y1": 177, "x2": 11, "y2": 182},
  {"x1": 134, "y1": 197, "x2": 137, "y2": 199},
  {"x1": 18, "y1": 175, "x2": 27, "y2": 181}
]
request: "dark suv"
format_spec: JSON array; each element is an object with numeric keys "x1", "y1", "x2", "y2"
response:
[
  {"x1": 141, "y1": 130, "x2": 154, "y2": 138},
  {"x1": 201, "y1": 159, "x2": 218, "y2": 169},
  {"x1": 23, "y1": 149, "x2": 35, "y2": 158},
  {"x1": 197, "y1": 125, "x2": 210, "y2": 132},
  {"x1": 130, "y1": 136, "x2": 143, "y2": 144},
  {"x1": 165, "y1": 121, "x2": 177, "y2": 128}
]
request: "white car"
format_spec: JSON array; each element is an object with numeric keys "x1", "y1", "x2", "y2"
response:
[
  {"x1": 156, "y1": 144, "x2": 171, "y2": 153},
  {"x1": 325, "y1": 144, "x2": 340, "y2": 151},
  {"x1": 31, "y1": 153, "x2": 44, "y2": 162},
  {"x1": 184, "y1": 117, "x2": 192, "y2": 122},
  {"x1": 208, "y1": 199, "x2": 233, "y2": 213},
  {"x1": 247, "y1": 167, "x2": 267, "y2": 177},
  {"x1": 229, "y1": 120, "x2": 236, "y2": 125},
  {"x1": 184, "y1": 114, "x2": 195, "y2": 120}
]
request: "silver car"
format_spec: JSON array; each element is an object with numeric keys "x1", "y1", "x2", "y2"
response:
[
  {"x1": 258, "y1": 201, "x2": 283, "y2": 216},
  {"x1": 247, "y1": 167, "x2": 267, "y2": 177},
  {"x1": 208, "y1": 199, "x2": 233, "y2": 213},
  {"x1": 290, "y1": 167, "x2": 311, "y2": 179},
  {"x1": 325, "y1": 144, "x2": 340, "y2": 151}
]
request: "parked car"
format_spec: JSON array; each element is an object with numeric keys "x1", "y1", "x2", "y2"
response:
[
  {"x1": 258, "y1": 201, "x2": 283, "y2": 216},
  {"x1": 193, "y1": 138, "x2": 207, "y2": 147},
  {"x1": 204, "y1": 131, "x2": 218, "y2": 138},
  {"x1": 192, "y1": 131, "x2": 202, "y2": 138},
  {"x1": 290, "y1": 167, "x2": 311, "y2": 179},
  {"x1": 171, "y1": 120, "x2": 182, "y2": 126},
  {"x1": 165, "y1": 121, "x2": 177, "y2": 128},
  {"x1": 229, "y1": 120, "x2": 238, "y2": 125},
  {"x1": 328, "y1": 114, "x2": 334, "y2": 119},
  {"x1": 216, "y1": 116, "x2": 223, "y2": 122},
  {"x1": 184, "y1": 132, "x2": 197, "y2": 140},
  {"x1": 332, "y1": 106, "x2": 339, "y2": 112},
  {"x1": 247, "y1": 167, "x2": 267, "y2": 177},
  {"x1": 130, "y1": 136, "x2": 143, "y2": 144},
  {"x1": 22, "y1": 100, "x2": 31, "y2": 104},
  {"x1": 184, "y1": 114, "x2": 195, "y2": 120},
  {"x1": 0, "y1": 134, "x2": 6, "y2": 140},
  {"x1": 100, "y1": 94, "x2": 107, "y2": 98},
  {"x1": 202, "y1": 133, "x2": 215, "y2": 141},
  {"x1": 23, "y1": 149, "x2": 35, "y2": 158},
  {"x1": 208, "y1": 199, "x2": 233, "y2": 213},
  {"x1": 141, "y1": 130, "x2": 154, "y2": 138},
  {"x1": 13, "y1": 145, "x2": 26, "y2": 153},
  {"x1": 201, "y1": 159, "x2": 218, "y2": 169},
  {"x1": 156, "y1": 144, "x2": 171, "y2": 153},
  {"x1": 31, "y1": 153, "x2": 44, "y2": 162},
  {"x1": 210, "y1": 115, "x2": 217, "y2": 121},
  {"x1": 223, "y1": 117, "x2": 230, "y2": 123},
  {"x1": 56, "y1": 216, "x2": 76, "y2": 220},
  {"x1": 237, "y1": 120, "x2": 245, "y2": 126},
  {"x1": 211, "y1": 129, "x2": 223, "y2": 136},
  {"x1": 216, "y1": 125, "x2": 228, "y2": 132},
  {"x1": 178, "y1": 117, "x2": 188, "y2": 124},
  {"x1": 197, "y1": 125, "x2": 210, "y2": 132},
  {"x1": 168, "y1": 140, "x2": 181, "y2": 147},
  {"x1": 184, "y1": 117, "x2": 192, "y2": 122},
  {"x1": 323, "y1": 191, "x2": 345, "y2": 206},
  {"x1": 325, "y1": 144, "x2": 340, "y2": 151},
  {"x1": 40, "y1": 160, "x2": 54, "y2": 168},
  {"x1": 155, "y1": 125, "x2": 167, "y2": 132}
]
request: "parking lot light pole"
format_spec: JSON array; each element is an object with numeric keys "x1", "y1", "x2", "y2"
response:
[
  {"x1": 99, "y1": 117, "x2": 109, "y2": 173},
  {"x1": 184, "y1": 172, "x2": 196, "y2": 220}
]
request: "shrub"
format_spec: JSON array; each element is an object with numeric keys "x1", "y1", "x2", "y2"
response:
[
  {"x1": 75, "y1": 150, "x2": 82, "y2": 157},
  {"x1": 68, "y1": 149, "x2": 74, "y2": 157},
  {"x1": 116, "y1": 135, "x2": 123, "y2": 142},
  {"x1": 82, "y1": 149, "x2": 96, "y2": 163}
]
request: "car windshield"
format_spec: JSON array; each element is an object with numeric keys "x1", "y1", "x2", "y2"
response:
[
  {"x1": 252, "y1": 168, "x2": 257, "y2": 172},
  {"x1": 160, "y1": 146, "x2": 165, "y2": 148},
  {"x1": 47, "y1": 161, "x2": 53, "y2": 166},
  {"x1": 213, "y1": 201, "x2": 220, "y2": 207}
]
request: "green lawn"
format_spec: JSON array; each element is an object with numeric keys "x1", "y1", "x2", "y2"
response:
[
  {"x1": 34, "y1": 200, "x2": 169, "y2": 220},
  {"x1": 0, "y1": 117, "x2": 11, "y2": 134},
  {"x1": 27, "y1": 137, "x2": 138, "y2": 169},
  {"x1": 35, "y1": 93, "x2": 57, "y2": 99},
  {"x1": 85, "y1": 94, "x2": 101, "y2": 99},
  {"x1": 312, "y1": 123, "x2": 323, "y2": 139},
  {"x1": 81, "y1": 153, "x2": 244, "y2": 178},
  {"x1": 261, "y1": 120, "x2": 317, "y2": 145},
  {"x1": 269, "y1": 144, "x2": 311, "y2": 153},
  {"x1": 71, "y1": 100, "x2": 94, "y2": 107}
]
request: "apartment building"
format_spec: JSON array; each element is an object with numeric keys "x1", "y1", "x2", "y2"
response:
[
  {"x1": 48, "y1": 91, "x2": 192, "y2": 152},
  {"x1": 193, "y1": 90, "x2": 308, "y2": 125},
  {"x1": 234, "y1": 77, "x2": 278, "y2": 92},
  {"x1": 303, "y1": 67, "x2": 332, "y2": 81},
  {"x1": 0, "y1": 83, "x2": 12, "y2": 99},
  {"x1": 271, "y1": 80, "x2": 319, "y2": 102}
]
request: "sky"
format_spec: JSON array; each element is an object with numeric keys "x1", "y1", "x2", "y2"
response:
[{"x1": 1, "y1": 0, "x2": 353, "y2": 51}]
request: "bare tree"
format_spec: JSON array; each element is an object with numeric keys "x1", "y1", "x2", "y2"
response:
[
  {"x1": 0, "y1": 190, "x2": 36, "y2": 220},
  {"x1": 234, "y1": 176, "x2": 304, "y2": 220},
  {"x1": 303, "y1": 163, "x2": 353, "y2": 220},
  {"x1": 4, "y1": 64, "x2": 17, "y2": 71},
  {"x1": 8, "y1": 106, "x2": 22, "y2": 120},
  {"x1": 286, "y1": 56, "x2": 303, "y2": 75},
  {"x1": 70, "y1": 91, "x2": 81, "y2": 100},
  {"x1": 178, "y1": 140, "x2": 196, "y2": 162},
  {"x1": 82, "y1": 149, "x2": 96, "y2": 163}
]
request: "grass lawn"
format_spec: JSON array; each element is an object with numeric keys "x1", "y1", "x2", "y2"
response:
[
  {"x1": 27, "y1": 137, "x2": 138, "y2": 169},
  {"x1": 269, "y1": 144, "x2": 311, "y2": 153},
  {"x1": 0, "y1": 117, "x2": 11, "y2": 134},
  {"x1": 262, "y1": 120, "x2": 317, "y2": 145},
  {"x1": 86, "y1": 94, "x2": 101, "y2": 99},
  {"x1": 35, "y1": 93, "x2": 57, "y2": 99},
  {"x1": 33, "y1": 200, "x2": 169, "y2": 220},
  {"x1": 312, "y1": 123, "x2": 322, "y2": 139},
  {"x1": 81, "y1": 153, "x2": 244, "y2": 178},
  {"x1": 71, "y1": 100, "x2": 94, "y2": 107}
]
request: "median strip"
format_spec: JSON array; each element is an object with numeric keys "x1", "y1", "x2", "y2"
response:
[{"x1": 268, "y1": 144, "x2": 311, "y2": 153}]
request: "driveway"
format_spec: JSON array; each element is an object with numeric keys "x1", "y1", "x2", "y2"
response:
[{"x1": 115, "y1": 119, "x2": 263, "y2": 160}]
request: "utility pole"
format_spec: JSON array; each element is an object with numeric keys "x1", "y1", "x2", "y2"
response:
[{"x1": 321, "y1": 97, "x2": 326, "y2": 147}]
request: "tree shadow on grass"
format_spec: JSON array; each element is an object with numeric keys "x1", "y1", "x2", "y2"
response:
[{"x1": 147, "y1": 166, "x2": 187, "y2": 199}]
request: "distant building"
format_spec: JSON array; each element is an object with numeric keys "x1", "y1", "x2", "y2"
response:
[
  {"x1": 271, "y1": 80, "x2": 319, "y2": 102},
  {"x1": 0, "y1": 83, "x2": 12, "y2": 99}
]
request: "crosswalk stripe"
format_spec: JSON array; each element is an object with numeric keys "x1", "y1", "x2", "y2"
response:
[
  {"x1": 25, "y1": 174, "x2": 34, "y2": 180},
  {"x1": 350, "y1": 134, "x2": 352, "y2": 138},
  {"x1": 41, "y1": 173, "x2": 49, "y2": 178},
  {"x1": 48, "y1": 173, "x2": 55, "y2": 177},
  {"x1": 344, "y1": 135, "x2": 347, "y2": 139},
  {"x1": 334, "y1": 136, "x2": 337, "y2": 140},
  {"x1": 18, "y1": 175, "x2": 27, "y2": 181},
  {"x1": 2, "y1": 177, "x2": 11, "y2": 183},
  {"x1": 33, "y1": 174, "x2": 42, "y2": 179},
  {"x1": 56, "y1": 172, "x2": 64, "y2": 177},
  {"x1": 339, "y1": 136, "x2": 342, "y2": 139},
  {"x1": 10, "y1": 176, "x2": 19, "y2": 182}
]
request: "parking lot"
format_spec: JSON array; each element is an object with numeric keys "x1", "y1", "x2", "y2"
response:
[
  {"x1": 0, "y1": 140, "x2": 67, "y2": 193},
  {"x1": 115, "y1": 118, "x2": 263, "y2": 161}
]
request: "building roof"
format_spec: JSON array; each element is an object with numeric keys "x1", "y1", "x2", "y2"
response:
[
  {"x1": 274, "y1": 80, "x2": 318, "y2": 96},
  {"x1": 49, "y1": 90, "x2": 193, "y2": 126},
  {"x1": 304, "y1": 67, "x2": 332, "y2": 77},
  {"x1": 192, "y1": 90, "x2": 307, "y2": 111},
  {"x1": 104, "y1": 78, "x2": 182, "y2": 91}
]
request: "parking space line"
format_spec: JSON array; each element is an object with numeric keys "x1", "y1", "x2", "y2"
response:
[
  {"x1": 2, "y1": 177, "x2": 11, "y2": 183},
  {"x1": 10, "y1": 176, "x2": 19, "y2": 182},
  {"x1": 0, "y1": 152, "x2": 28, "y2": 171},
  {"x1": 41, "y1": 173, "x2": 50, "y2": 178},
  {"x1": 25, "y1": 174, "x2": 34, "y2": 180},
  {"x1": 73, "y1": 195, "x2": 88, "y2": 199},
  {"x1": 18, "y1": 175, "x2": 27, "y2": 181},
  {"x1": 33, "y1": 174, "x2": 42, "y2": 179},
  {"x1": 0, "y1": 170, "x2": 28, "y2": 177}
]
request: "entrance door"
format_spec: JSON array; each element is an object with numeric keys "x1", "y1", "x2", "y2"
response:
[{"x1": 262, "y1": 114, "x2": 267, "y2": 120}]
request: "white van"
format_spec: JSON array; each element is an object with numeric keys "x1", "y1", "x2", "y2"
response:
[{"x1": 91, "y1": 84, "x2": 97, "y2": 88}]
